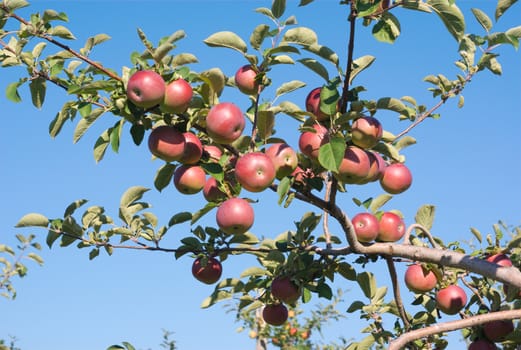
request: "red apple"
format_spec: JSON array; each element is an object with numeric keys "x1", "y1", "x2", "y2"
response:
[
  {"x1": 203, "y1": 145, "x2": 223, "y2": 162},
  {"x1": 216, "y1": 197, "x2": 254, "y2": 235},
  {"x1": 350, "y1": 116, "x2": 383, "y2": 149},
  {"x1": 126, "y1": 70, "x2": 165, "y2": 108},
  {"x1": 262, "y1": 303, "x2": 289, "y2": 326},
  {"x1": 377, "y1": 212, "x2": 405, "y2": 242},
  {"x1": 485, "y1": 253, "x2": 513, "y2": 267},
  {"x1": 235, "y1": 152, "x2": 276, "y2": 192},
  {"x1": 483, "y1": 320, "x2": 514, "y2": 342},
  {"x1": 148, "y1": 126, "x2": 186, "y2": 162},
  {"x1": 271, "y1": 276, "x2": 301, "y2": 304},
  {"x1": 300, "y1": 330, "x2": 311, "y2": 340},
  {"x1": 235, "y1": 65, "x2": 260, "y2": 95},
  {"x1": 351, "y1": 212, "x2": 379, "y2": 243},
  {"x1": 180, "y1": 132, "x2": 203, "y2": 165},
  {"x1": 161, "y1": 78, "x2": 193, "y2": 114},
  {"x1": 173, "y1": 165, "x2": 206, "y2": 195},
  {"x1": 435, "y1": 285, "x2": 467, "y2": 315},
  {"x1": 468, "y1": 339, "x2": 497, "y2": 350},
  {"x1": 192, "y1": 256, "x2": 222, "y2": 285},
  {"x1": 360, "y1": 151, "x2": 386, "y2": 184},
  {"x1": 203, "y1": 177, "x2": 227, "y2": 202},
  {"x1": 334, "y1": 146, "x2": 371, "y2": 184},
  {"x1": 305, "y1": 87, "x2": 329, "y2": 121},
  {"x1": 298, "y1": 124, "x2": 329, "y2": 160},
  {"x1": 265, "y1": 143, "x2": 298, "y2": 180},
  {"x1": 206, "y1": 102, "x2": 245, "y2": 144},
  {"x1": 404, "y1": 263, "x2": 438, "y2": 293},
  {"x1": 380, "y1": 163, "x2": 413, "y2": 194}
]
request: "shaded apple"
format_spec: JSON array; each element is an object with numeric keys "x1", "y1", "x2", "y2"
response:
[
  {"x1": 192, "y1": 256, "x2": 222, "y2": 284},
  {"x1": 265, "y1": 143, "x2": 298, "y2": 180},
  {"x1": 235, "y1": 152, "x2": 276, "y2": 192},
  {"x1": 468, "y1": 339, "x2": 497, "y2": 350},
  {"x1": 334, "y1": 146, "x2": 371, "y2": 184},
  {"x1": 305, "y1": 87, "x2": 330, "y2": 121},
  {"x1": 298, "y1": 124, "x2": 329, "y2": 160},
  {"x1": 262, "y1": 303, "x2": 289, "y2": 326},
  {"x1": 148, "y1": 126, "x2": 186, "y2": 162},
  {"x1": 377, "y1": 212, "x2": 405, "y2": 242},
  {"x1": 435, "y1": 284, "x2": 467, "y2": 315},
  {"x1": 203, "y1": 177, "x2": 227, "y2": 202},
  {"x1": 271, "y1": 276, "x2": 301, "y2": 304},
  {"x1": 485, "y1": 253, "x2": 513, "y2": 267},
  {"x1": 161, "y1": 78, "x2": 193, "y2": 114},
  {"x1": 216, "y1": 197, "x2": 254, "y2": 235},
  {"x1": 173, "y1": 165, "x2": 206, "y2": 195},
  {"x1": 206, "y1": 102, "x2": 245, "y2": 144},
  {"x1": 351, "y1": 116, "x2": 383, "y2": 149},
  {"x1": 483, "y1": 320, "x2": 514, "y2": 342},
  {"x1": 352, "y1": 212, "x2": 379, "y2": 243},
  {"x1": 126, "y1": 70, "x2": 165, "y2": 108},
  {"x1": 180, "y1": 132, "x2": 203, "y2": 165}
]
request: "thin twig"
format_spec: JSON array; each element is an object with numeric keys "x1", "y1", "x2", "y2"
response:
[{"x1": 385, "y1": 256, "x2": 411, "y2": 330}]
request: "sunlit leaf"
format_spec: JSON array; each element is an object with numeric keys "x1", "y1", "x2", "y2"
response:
[
  {"x1": 357, "y1": 271, "x2": 376, "y2": 299},
  {"x1": 471, "y1": 8, "x2": 492, "y2": 32},
  {"x1": 203, "y1": 31, "x2": 248, "y2": 53},
  {"x1": 282, "y1": 27, "x2": 318, "y2": 46},
  {"x1": 372, "y1": 12, "x2": 401, "y2": 44},
  {"x1": 415, "y1": 204, "x2": 436, "y2": 231},
  {"x1": 318, "y1": 136, "x2": 345, "y2": 172},
  {"x1": 427, "y1": 0, "x2": 465, "y2": 42},
  {"x1": 275, "y1": 80, "x2": 306, "y2": 97},
  {"x1": 15, "y1": 213, "x2": 49, "y2": 228},
  {"x1": 495, "y1": 0, "x2": 518, "y2": 21}
]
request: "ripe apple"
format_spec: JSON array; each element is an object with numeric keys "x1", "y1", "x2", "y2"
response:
[
  {"x1": 203, "y1": 145, "x2": 223, "y2": 162},
  {"x1": 380, "y1": 163, "x2": 413, "y2": 194},
  {"x1": 192, "y1": 256, "x2": 222, "y2": 284},
  {"x1": 335, "y1": 146, "x2": 371, "y2": 184},
  {"x1": 173, "y1": 165, "x2": 206, "y2": 195},
  {"x1": 350, "y1": 116, "x2": 383, "y2": 149},
  {"x1": 298, "y1": 124, "x2": 329, "y2": 160},
  {"x1": 235, "y1": 65, "x2": 260, "y2": 95},
  {"x1": 216, "y1": 197, "x2": 254, "y2": 235},
  {"x1": 485, "y1": 253, "x2": 513, "y2": 267},
  {"x1": 360, "y1": 151, "x2": 386, "y2": 184},
  {"x1": 483, "y1": 320, "x2": 514, "y2": 342},
  {"x1": 235, "y1": 152, "x2": 276, "y2": 192},
  {"x1": 300, "y1": 330, "x2": 311, "y2": 340},
  {"x1": 289, "y1": 327, "x2": 298, "y2": 336},
  {"x1": 271, "y1": 276, "x2": 301, "y2": 304},
  {"x1": 148, "y1": 126, "x2": 186, "y2": 162},
  {"x1": 435, "y1": 284, "x2": 467, "y2": 315},
  {"x1": 404, "y1": 263, "x2": 438, "y2": 293},
  {"x1": 305, "y1": 87, "x2": 329, "y2": 121},
  {"x1": 206, "y1": 102, "x2": 245, "y2": 144},
  {"x1": 203, "y1": 177, "x2": 227, "y2": 202},
  {"x1": 468, "y1": 339, "x2": 497, "y2": 350},
  {"x1": 180, "y1": 132, "x2": 203, "y2": 165},
  {"x1": 161, "y1": 78, "x2": 193, "y2": 114},
  {"x1": 377, "y1": 212, "x2": 405, "y2": 242},
  {"x1": 262, "y1": 303, "x2": 289, "y2": 326},
  {"x1": 126, "y1": 70, "x2": 165, "y2": 108},
  {"x1": 265, "y1": 143, "x2": 298, "y2": 180},
  {"x1": 351, "y1": 212, "x2": 379, "y2": 243}
]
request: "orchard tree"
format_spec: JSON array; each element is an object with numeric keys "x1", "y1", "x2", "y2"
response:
[{"x1": 1, "y1": 0, "x2": 521, "y2": 349}]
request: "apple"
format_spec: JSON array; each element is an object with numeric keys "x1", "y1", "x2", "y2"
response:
[
  {"x1": 380, "y1": 163, "x2": 413, "y2": 194},
  {"x1": 216, "y1": 197, "x2": 254, "y2": 235},
  {"x1": 485, "y1": 253, "x2": 513, "y2": 267},
  {"x1": 192, "y1": 256, "x2": 222, "y2": 285},
  {"x1": 377, "y1": 212, "x2": 405, "y2": 242},
  {"x1": 148, "y1": 126, "x2": 186, "y2": 162},
  {"x1": 334, "y1": 146, "x2": 371, "y2": 184},
  {"x1": 435, "y1": 284, "x2": 467, "y2": 315},
  {"x1": 271, "y1": 276, "x2": 301, "y2": 304},
  {"x1": 173, "y1": 165, "x2": 206, "y2": 195},
  {"x1": 235, "y1": 152, "x2": 276, "y2": 192},
  {"x1": 262, "y1": 303, "x2": 289, "y2": 326},
  {"x1": 483, "y1": 320, "x2": 514, "y2": 342},
  {"x1": 351, "y1": 116, "x2": 383, "y2": 149},
  {"x1": 468, "y1": 339, "x2": 497, "y2": 350},
  {"x1": 404, "y1": 263, "x2": 438, "y2": 293},
  {"x1": 351, "y1": 212, "x2": 379, "y2": 243},
  {"x1": 161, "y1": 78, "x2": 193, "y2": 114},
  {"x1": 300, "y1": 330, "x2": 311, "y2": 340},
  {"x1": 203, "y1": 145, "x2": 223, "y2": 162},
  {"x1": 179, "y1": 132, "x2": 203, "y2": 165},
  {"x1": 361, "y1": 151, "x2": 386, "y2": 184},
  {"x1": 206, "y1": 102, "x2": 245, "y2": 144},
  {"x1": 203, "y1": 177, "x2": 227, "y2": 202},
  {"x1": 298, "y1": 124, "x2": 329, "y2": 160},
  {"x1": 126, "y1": 70, "x2": 165, "y2": 108},
  {"x1": 265, "y1": 143, "x2": 298, "y2": 180},
  {"x1": 289, "y1": 327, "x2": 298, "y2": 336},
  {"x1": 305, "y1": 87, "x2": 329, "y2": 121},
  {"x1": 234, "y1": 65, "x2": 260, "y2": 95}
]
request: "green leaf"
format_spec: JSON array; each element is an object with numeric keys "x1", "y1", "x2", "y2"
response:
[
  {"x1": 172, "y1": 53, "x2": 198, "y2": 66},
  {"x1": 120, "y1": 186, "x2": 150, "y2": 209},
  {"x1": 372, "y1": 12, "x2": 401, "y2": 44},
  {"x1": 154, "y1": 163, "x2": 176, "y2": 192},
  {"x1": 49, "y1": 25, "x2": 76, "y2": 40},
  {"x1": 376, "y1": 97, "x2": 410, "y2": 117},
  {"x1": 275, "y1": 80, "x2": 306, "y2": 97},
  {"x1": 240, "y1": 266, "x2": 267, "y2": 278},
  {"x1": 350, "y1": 55, "x2": 376, "y2": 84},
  {"x1": 303, "y1": 44, "x2": 339, "y2": 66},
  {"x1": 257, "y1": 110, "x2": 275, "y2": 140},
  {"x1": 470, "y1": 227, "x2": 482, "y2": 243},
  {"x1": 317, "y1": 282, "x2": 333, "y2": 299},
  {"x1": 130, "y1": 124, "x2": 145, "y2": 146},
  {"x1": 200, "y1": 290, "x2": 232, "y2": 309},
  {"x1": 346, "y1": 300, "x2": 365, "y2": 313},
  {"x1": 320, "y1": 80, "x2": 340, "y2": 115},
  {"x1": 495, "y1": 0, "x2": 518, "y2": 21},
  {"x1": 64, "y1": 199, "x2": 88, "y2": 217},
  {"x1": 85, "y1": 33, "x2": 111, "y2": 51},
  {"x1": 271, "y1": 0, "x2": 286, "y2": 18},
  {"x1": 415, "y1": 204, "x2": 436, "y2": 230},
  {"x1": 401, "y1": 0, "x2": 432, "y2": 12},
  {"x1": 427, "y1": 0, "x2": 465, "y2": 42},
  {"x1": 110, "y1": 119, "x2": 124, "y2": 153},
  {"x1": 6, "y1": 81, "x2": 23, "y2": 103},
  {"x1": 250, "y1": 24, "x2": 270, "y2": 50},
  {"x1": 298, "y1": 58, "x2": 329, "y2": 81},
  {"x1": 318, "y1": 136, "x2": 345, "y2": 172},
  {"x1": 337, "y1": 262, "x2": 356, "y2": 281},
  {"x1": 357, "y1": 271, "x2": 376, "y2": 299},
  {"x1": 471, "y1": 8, "x2": 492, "y2": 32},
  {"x1": 368, "y1": 194, "x2": 393, "y2": 213},
  {"x1": 73, "y1": 108, "x2": 106, "y2": 143},
  {"x1": 15, "y1": 213, "x2": 49, "y2": 228},
  {"x1": 93, "y1": 128, "x2": 111, "y2": 163},
  {"x1": 203, "y1": 31, "x2": 247, "y2": 53},
  {"x1": 4, "y1": 0, "x2": 29, "y2": 10},
  {"x1": 282, "y1": 27, "x2": 318, "y2": 46},
  {"x1": 168, "y1": 212, "x2": 192, "y2": 226},
  {"x1": 394, "y1": 135, "x2": 417, "y2": 151}
]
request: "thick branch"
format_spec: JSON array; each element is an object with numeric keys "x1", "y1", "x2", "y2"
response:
[{"x1": 388, "y1": 309, "x2": 521, "y2": 350}]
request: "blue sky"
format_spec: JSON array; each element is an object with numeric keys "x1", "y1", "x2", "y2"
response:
[{"x1": 1, "y1": 1, "x2": 520, "y2": 350}]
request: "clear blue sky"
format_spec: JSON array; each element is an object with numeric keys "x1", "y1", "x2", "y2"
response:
[{"x1": 1, "y1": 1, "x2": 520, "y2": 349}]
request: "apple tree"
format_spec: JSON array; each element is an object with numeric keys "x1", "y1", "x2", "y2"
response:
[{"x1": 2, "y1": 0, "x2": 521, "y2": 349}]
